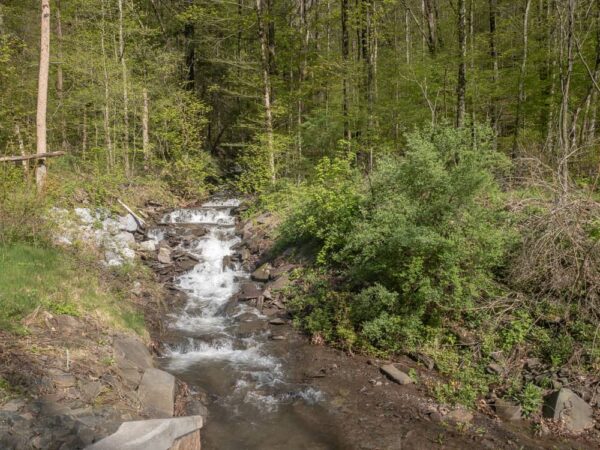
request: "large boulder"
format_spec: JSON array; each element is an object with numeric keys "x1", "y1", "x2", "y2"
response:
[
  {"x1": 138, "y1": 368, "x2": 176, "y2": 418},
  {"x1": 86, "y1": 416, "x2": 203, "y2": 450},
  {"x1": 113, "y1": 337, "x2": 154, "y2": 389},
  {"x1": 238, "y1": 282, "x2": 263, "y2": 300},
  {"x1": 543, "y1": 388, "x2": 594, "y2": 433}
]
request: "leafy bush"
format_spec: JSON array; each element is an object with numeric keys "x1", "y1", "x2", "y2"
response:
[
  {"x1": 279, "y1": 124, "x2": 514, "y2": 355},
  {"x1": 278, "y1": 155, "x2": 362, "y2": 264},
  {"x1": 340, "y1": 125, "x2": 513, "y2": 327}
]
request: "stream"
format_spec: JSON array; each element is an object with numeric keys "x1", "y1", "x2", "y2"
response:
[{"x1": 153, "y1": 199, "x2": 345, "y2": 450}]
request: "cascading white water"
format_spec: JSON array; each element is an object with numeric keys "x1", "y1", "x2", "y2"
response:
[
  {"x1": 153, "y1": 199, "x2": 342, "y2": 450},
  {"x1": 160, "y1": 199, "x2": 286, "y2": 408}
]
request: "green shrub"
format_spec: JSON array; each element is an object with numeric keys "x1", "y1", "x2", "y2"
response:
[
  {"x1": 340, "y1": 124, "x2": 513, "y2": 325},
  {"x1": 519, "y1": 383, "x2": 543, "y2": 417},
  {"x1": 278, "y1": 155, "x2": 362, "y2": 264}
]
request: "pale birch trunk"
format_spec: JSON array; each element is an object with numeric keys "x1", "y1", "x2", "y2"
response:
[
  {"x1": 256, "y1": 0, "x2": 276, "y2": 183},
  {"x1": 36, "y1": 0, "x2": 51, "y2": 192}
]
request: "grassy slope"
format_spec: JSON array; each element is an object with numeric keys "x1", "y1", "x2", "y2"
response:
[{"x1": 0, "y1": 243, "x2": 146, "y2": 335}]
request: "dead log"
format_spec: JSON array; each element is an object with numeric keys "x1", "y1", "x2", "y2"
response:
[{"x1": 0, "y1": 151, "x2": 65, "y2": 162}]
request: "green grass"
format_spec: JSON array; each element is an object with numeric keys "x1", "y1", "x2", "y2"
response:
[{"x1": 0, "y1": 243, "x2": 145, "y2": 335}]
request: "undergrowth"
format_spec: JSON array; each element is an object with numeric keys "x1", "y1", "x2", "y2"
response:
[{"x1": 267, "y1": 124, "x2": 600, "y2": 415}]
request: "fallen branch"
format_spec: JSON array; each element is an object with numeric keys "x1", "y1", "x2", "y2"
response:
[
  {"x1": 117, "y1": 198, "x2": 146, "y2": 228},
  {"x1": 0, "y1": 151, "x2": 65, "y2": 162}
]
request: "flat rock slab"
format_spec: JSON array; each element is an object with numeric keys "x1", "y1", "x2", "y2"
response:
[
  {"x1": 86, "y1": 416, "x2": 203, "y2": 450},
  {"x1": 380, "y1": 364, "x2": 413, "y2": 385},
  {"x1": 238, "y1": 282, "x2": 263, "y2": 300},
  {"x1": 543, "y1": 388, "x2": 594, "y2": 433},
  {"x1": 113, "y1": 337, "x2": 154, "y2": 389},
  {"x1": 138, "y1": 368, "x2": 176, "y2": 418}
]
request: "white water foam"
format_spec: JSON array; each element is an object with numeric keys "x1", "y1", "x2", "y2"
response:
[{"x1": 163, "y1": 198, "x2": 322, "y2": 413}]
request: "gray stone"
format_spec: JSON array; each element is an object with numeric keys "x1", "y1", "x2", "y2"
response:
[
  {"x1": 269, "y1": 318, "x2": 286, "y2": 325},
  {"x1": 238, "y1": 282, "x2": 262, "y2": 300},
  {"x1": 380, "y1": 364, "x2": 413, "y2": 385},
  {"x1": 268, "y1": 274, "x2": 290, "y2": 291},
  {"x1": 75, "y1": 208, "x2": 94, "y2": 225},
  {"x1": 114, "y1": 337, "x2": 154, "y2": 370},
  {"x1": 115, "y1": 231, "x2": 136, "y2": 247},
  {"x1": 158, "y1": 247, "x2": 172, "y2": 265},
  {"x1": 119, "y1": 214, "x2": 138, "y2": 232},
  {"x1": 241, "y1": 248, "x2": 251, "y2": 262},
  {"x1": 138, "y1": 240, "x2": 157, "y2": 252},
  {"x1": 138, "y1": 368, "x2": 176, "y2": 418},
  {"x1": 86, "y1": 416, "x2": 203, "y2": 450},
  {"x1": 105, "y1": 251, "x2": 123, "y2": 267},
  {"x1": 543, "y1": 388, "x2": 594, "y2": 433},
  {"x1": 494, "y1": 399, "x2": 522, "y2": 421},
  {"x1": 113, "y1": 337, "x2": 154, "y2": 388},
  {"x1": 251, "y1": 263, "x2": 271, "y2": 282}
]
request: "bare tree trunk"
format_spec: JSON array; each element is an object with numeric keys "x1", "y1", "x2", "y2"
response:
[
  {"x1": 36, "y1": 0, "x2": 51, "y2": 192},
  {"x1": 118, "y1": 0, "x2": 130, "y2": 176},
  {"x1": 513, "y1": 0, "x2": 532, "y2": 158},
  {"x1": 100, "y1": 0, "x2": 113, "y2": 170},
  {"x1": 143, "y1": 88, "x2": 150, "y2": 164},
  {"x1": 56, "y1": 0, "x2": 67, "y2": 150},
  {"x1": 342, "y1": 0, "x2": 350, "y2": 140},
  {"x1": 423, "y1": 0, "x2": 437, "y2": 53},
  {"x1": 558, "y1": 0, "x2": 576, "y2": 194},
  {"x1": 405, "y1": 7, "x2": 411, "y2": 64},
  {"x1": 15, "y1": 123, "x2": 28, "y2": 174},
  {"x1": 489, "y1": 0, "x2": 499, "y2": 136},
  {"x1": 456, "y1": 0, "x2": 467, "y2": 128},
  {"x1": 256, "y1": 0, "x2": 276, "y2": 183}
]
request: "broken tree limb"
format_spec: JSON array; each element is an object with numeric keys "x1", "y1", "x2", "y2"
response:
[
  {"x1": 0, "y1": 151, "x2": 65, "y2": 162},
  {"x1": 117, "y1": 198, "x2": 146, "y2": 228}
]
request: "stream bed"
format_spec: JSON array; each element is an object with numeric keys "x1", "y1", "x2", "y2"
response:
[{"x1": 153, "y1": 199, "x2": 345, "y2": 450}]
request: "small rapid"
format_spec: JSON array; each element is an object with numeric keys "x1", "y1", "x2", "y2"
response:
[{"x1": 154, "y1": 199, "x2": 344, "y2": 450}]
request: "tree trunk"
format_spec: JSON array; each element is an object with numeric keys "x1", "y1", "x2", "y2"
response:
[
  {"x1": 424, "y1": 0, "x2": 437, "y2": 53},
  {"x1": 256, "y1": 0, "x2": 276, "y2": 184},
  {"x1": 489, "y1": 0, "x2": 499, "y2": 136},
  {"x1": 36, "y1": 0, "x2": 51, "y2": 192},
  {"x1": 513, "y1": 0, "x2": 532, "y2": 158},
  {"x1": 118, "y1": 0, "x2": 130, "y2": 176},
  {"x1": 558, "y1": 0, "x2": 576, "y2": 194},
  {"x1": 56, "y1": 0, "x2": 67, "y2": 150},
  {"x1": 456, "y1": 0, "x2": 467, "y2": 128},
  {"x1": 100, "y1": 0, "x2": 113, "y2": 169},
  {"x1": 341, "y1": 0, "x2": 350, "y2": 140},
  {"x1": 143, "y1": 88, "x2": 150, "y2": 164}
]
